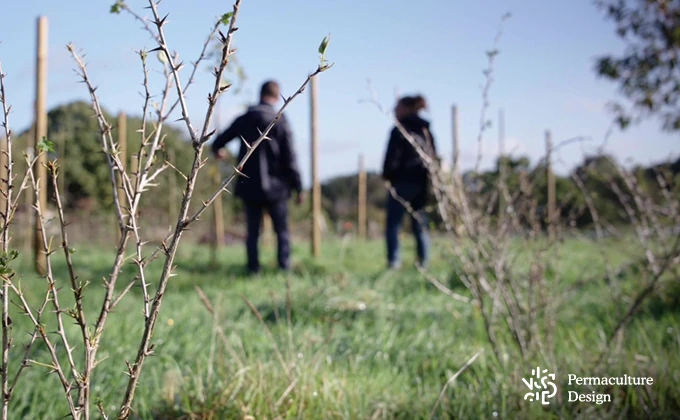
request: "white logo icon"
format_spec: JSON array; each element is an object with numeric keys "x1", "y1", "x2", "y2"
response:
[{"x1": 522, "y1": 367, "x2": 557, "y2": 404}]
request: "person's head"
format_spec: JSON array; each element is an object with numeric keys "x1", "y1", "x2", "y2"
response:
[
  {"x1": 260, "y1": 80, "x2": 280, "y2": 104},
  {"x1": 395, "y1": 94, "x2": 427, "y2": 119}
]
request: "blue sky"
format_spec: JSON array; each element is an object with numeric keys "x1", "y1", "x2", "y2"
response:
[{"x1": 1, "y1": 0, "x2": 678, "y2": 187}]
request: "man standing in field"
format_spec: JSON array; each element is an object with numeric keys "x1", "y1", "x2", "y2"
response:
[{"x1": 211, "y1": 80, "x2": 304, "y2": 274}]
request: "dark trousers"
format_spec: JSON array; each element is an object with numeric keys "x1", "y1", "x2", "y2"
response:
[
  {"x1": 244, "y1": 199, "x2": 290, "y2": 272},
  {"x1": 385, "y1": 183, "x2": 430, "y2": 267}
]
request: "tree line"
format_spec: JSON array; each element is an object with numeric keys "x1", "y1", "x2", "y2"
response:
[{"x1": 6, "y1": 100, "x2": 678, "y2": 234}]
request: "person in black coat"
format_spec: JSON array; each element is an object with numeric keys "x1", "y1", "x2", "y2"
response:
[
  {"x1": 381, "y1": 95, "x2": 438, "y2": 269},
  {"x1": 212, "y1": 80, "x2": 304, "y2": 274}
]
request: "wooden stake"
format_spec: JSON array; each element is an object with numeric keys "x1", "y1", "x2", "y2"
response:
[
  {"x1": 33, "y1": 16, "x2": 48, "y2": 275},
  {"x1": 167, "y1": 147, "x2": 176, "y2": 224},
  {"x1": 358, "y1": 154, "x2": 366, "y2": 239},
  {"x1": 130, "y1": 153, "x2": 139, "y2": 197},
  {"x1": 116, "y1": 112, "x2": 127, "y2": 240},
  {"x1": 451, "y1": 104, "x2": 460, "y2": 231},
  {"x1": 208, "y1": 160, "x2": 224, "y2": 267},
  {"x1": 310, "y1": 76, "x2": 321, "y2": 257},
  {"x1": 212, "y1": 160, "x2": 224, "y2": 248},
  {"x1": 210, "y1": 98, "x2": 224, "y2": 265},
  {"x1": 498, "y1": 108, "x2": 506, "y2": 225},
  {"x1": 546, "y1": 130, "x2": 556, "y2": 241},
  {"x1": 452, "y1": 105, "x2": 459, "y2": 172},
  {"x1": 117, "y1": 112, "x2": 127, "y2": 208},
  {"x1": 24, "y1": 123, "x2": 34, "y2": 260},
  {"x1": 57, "y1": 122, "x2": 66, "y2": 208}
]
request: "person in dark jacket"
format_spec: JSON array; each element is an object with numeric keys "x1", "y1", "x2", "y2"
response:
[
  {"x1": 381, "y1": 95, "x2": 438, "y2": 269},
  {"x1": 212, "y1": 80, "x2": 304, "y2": 274}
]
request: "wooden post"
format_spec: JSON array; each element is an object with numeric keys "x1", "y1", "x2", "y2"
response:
[
  {"x1": 117, "y1": 113, "x2": 127, "y2": 207},
  {"x1": 310, "y1": 76, "x2": 321, "y2": 257},
  {"x1": 546, "y1": 130, "x2": 556, "y2": 241},
  {"x1": 116, "y1": 113, "x2": 127, "y2": 240},
  {"x1": 57, "y1": 123, "x2": 66, "y2": 207},
  {"x1": 498, "y1": 108, "x2": 506, "y2": 225},
  {"x1": 210, "y1": 99, "x2": 224, "y2": 265},
  {"x1": 24, "y1": 124, "x2": 34, "y2": 260},
  {"x1": 450, "y1": 104, "x2": 460, "y2": 231},
  {"x1": 451, "y1": 105, "x2": 459, "y2": 172},
  {"x1": 130, "y1": 153, "x2": 139, "y2": 197},
  {"x1": 209, "y1": 160, "x2": 224, "y2": 266},
  {"x1": 33, "y1": 16, "x2": 48, "y2": 275},
  {"x1": 167, "y1": 147, "x2": 176, "y2": 224},
  {"x1": 358, "y1": 154, "x2": 366, "y2": 239},
  {"x1": 212, "y1": 161, "x2": 224, "y2": 248}
]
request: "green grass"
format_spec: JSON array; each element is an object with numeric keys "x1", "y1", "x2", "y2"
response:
[{"x1": 3, "y1": 235, "x2": 680, "y2": 419}]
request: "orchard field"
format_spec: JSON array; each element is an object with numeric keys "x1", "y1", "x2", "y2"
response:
[{"x1": 5, "y1": 235, "x2": 679, "y2": 419}]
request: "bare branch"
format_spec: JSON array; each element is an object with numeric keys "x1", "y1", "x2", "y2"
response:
[
  {"x1": 163, "y1": 21, "x2": 222, "y2": 120},
  {"x1": 116, "y1": 1, "x2": 333, "y2": 417},
  {"x1": 28, "y1": 162, "x2": 85, "y2": 415},
  {"x1": 473, "y1": 12, "x2": 511, "y2": 175},
  {"x1": 429, "y1": 349, "x2": 484, "y2": 419},
  {"x1": 0, "y1": 61, "x2": 15, "y2": 420},
  {"x1": 139, "y1": 63, "x2": 330, "y2": 272},
  {"x1": 415, "y1": 265, "x2": 471, "y2": 304}
]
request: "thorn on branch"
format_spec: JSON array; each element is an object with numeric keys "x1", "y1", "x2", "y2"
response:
[
  {"x1": 202, "y1": 129, "x2": 216, "y2": 143},
  {"x1": 239, "y1": 135, "x2": 252, "y2": 150},
  {"x1": 256, "y1": 127, "x2": 272, "y2": 141},
  {"x1": 154, "y1": 13, "x2": 169, "y2": 28},
  {"x1": 233, "y1": 166, "x2": 249, "y2": 178},
  {"x1": 125, "y1": 360, "x2": 134, "y2": 378},
  {"x1": 160, "y1": 240, "x2": 169, "y2": 256}
]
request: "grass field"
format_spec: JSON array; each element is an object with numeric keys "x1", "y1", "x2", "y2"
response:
[{"x1": 4, "y1": 235, "x2": 680, "y2": 419}]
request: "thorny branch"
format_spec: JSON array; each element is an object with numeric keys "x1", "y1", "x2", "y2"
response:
[
  {"x1": 132, "y1": 68, "x2": 332, "y2": 281},
  {"x1": 117, "y1": 1, "x2": 223, "y2": 122},
  {"x1": 48, "y1": 162, "x2": 93, "y2": 414},
  {"x1": 2, "y1": 0, "x2": 333, "y2": 417},
  {"x1": 0, "y1": 62, "x2": 15, "y2": 420},
  {"x1": 9, "y1": 285, "x2": 78, "y2": 416},
  {"x1": 2, "y1": 66, "x2": 81, "y2": 419},
  {"x1": 145, "y1": 0, "x2": 203, "y2": 144},
  {"x1": 473, "y1": 12, "x2": 511, "y2": 175},
  {"x1": 67, "y1": 45, "x2": 140, "y2": 420},
  {"x1": 114, "y1": 1, "x2": 332, "y2": 418},
  {"x1": 7, "y1": 160, "x2": 82, "y2": 418},
  {"x1": 366, "y1": 8, "x2": 679, "y2": 372}
]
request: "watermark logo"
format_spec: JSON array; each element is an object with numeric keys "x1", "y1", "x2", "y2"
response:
[
  {"x1": 522, "y1": 367, "x2": 557, "y2": 405},
  {"x1": 521, "y1": 368, "x2": 653, "y2": 405}
]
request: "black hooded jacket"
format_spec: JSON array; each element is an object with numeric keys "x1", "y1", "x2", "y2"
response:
[
  {"x1": 381, "y1": 114, "x2": 437, "y2": 187},
  {"x1": 211, "y1": 102, "x2": 303, "y2": 203}
]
